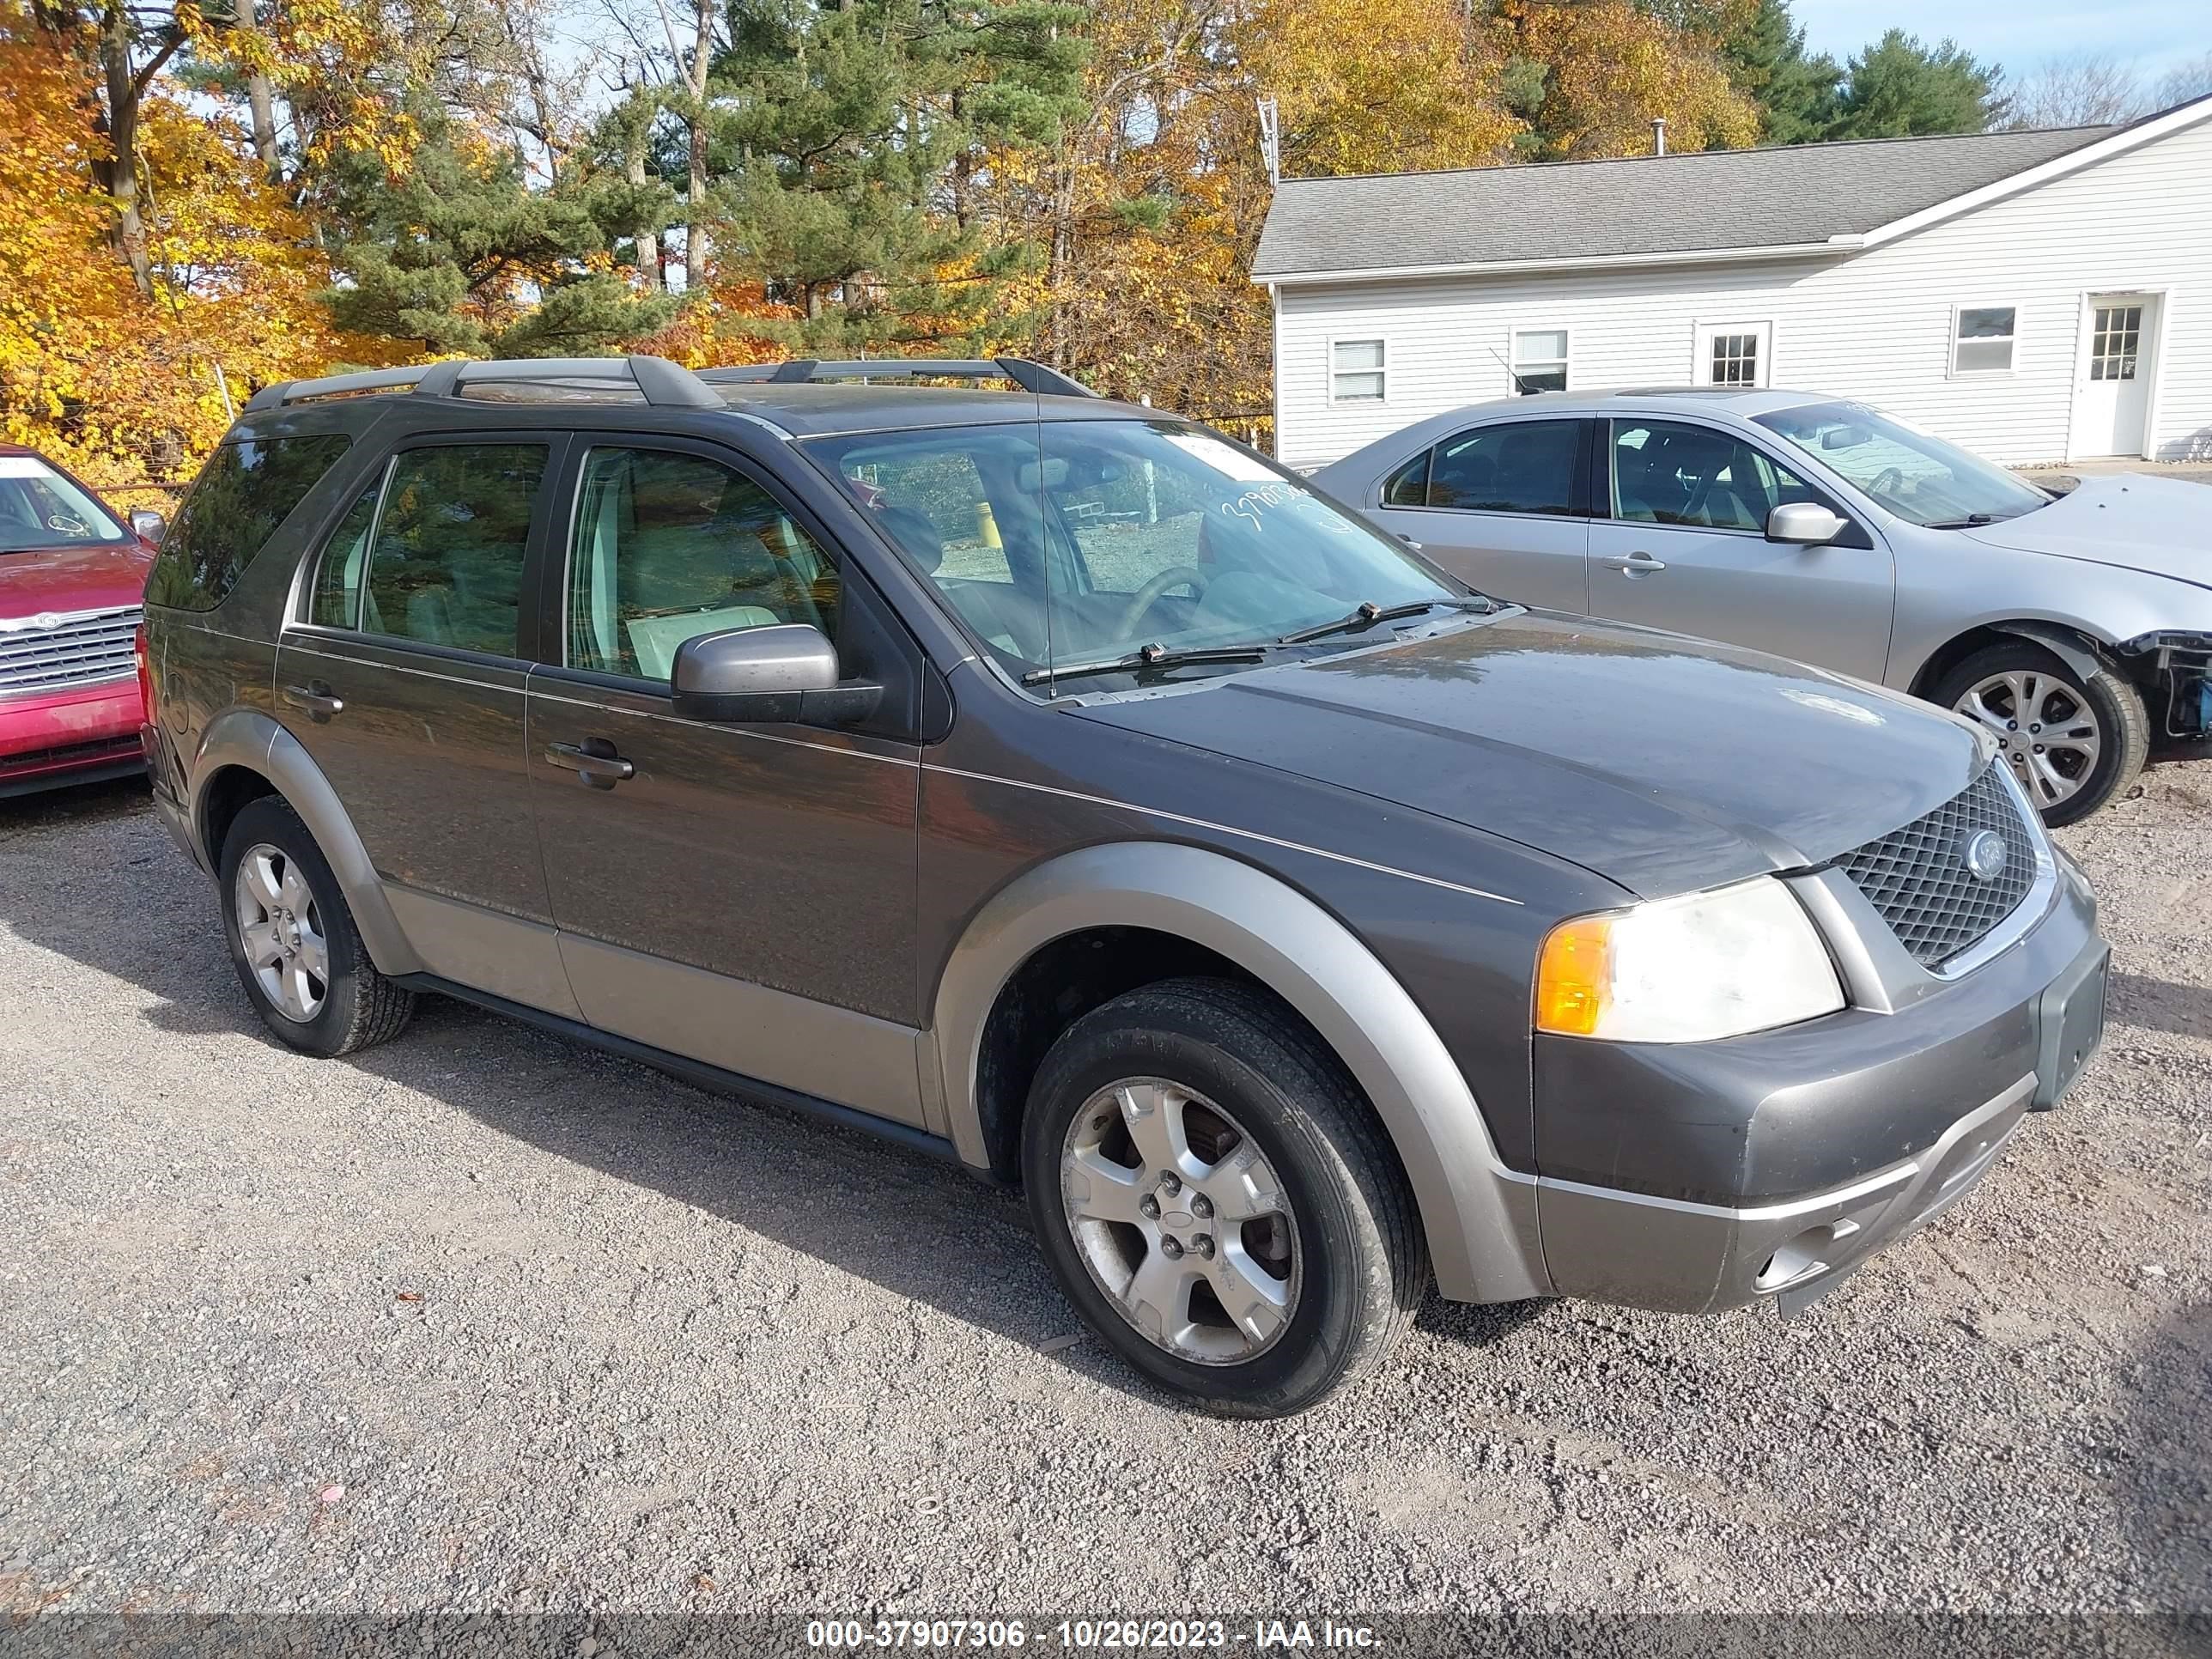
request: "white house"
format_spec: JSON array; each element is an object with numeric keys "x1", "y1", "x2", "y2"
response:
[{"x1": 1255, "y1": 97, "x2": 2212, "y2": 472}]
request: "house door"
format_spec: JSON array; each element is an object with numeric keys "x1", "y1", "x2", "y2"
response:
[{"x1": 2073, "y1": 295, "x2": 2159, "y2": 458}]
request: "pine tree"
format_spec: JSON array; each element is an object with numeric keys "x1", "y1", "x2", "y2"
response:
[
  {"x1": 1826, "y1": 31, "x2": 2005, "y2": 138},
  {"x1": 320, "y1": 101, "x2": 678, "y2": 357},
  {"x1": 1718, "y1": 0, "x2": 1841, "y2": 144},
  {"x1": 711, "y1": 0, "x2": 1085, "y2": 352}
]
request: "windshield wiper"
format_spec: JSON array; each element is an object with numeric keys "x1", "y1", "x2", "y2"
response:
[
  {"x1": 1021, "y1": 642, "x2": 1273, "y2": 689},
  {"x1": 1277, "y1": 597, "x2": 1490, "y2": 646},
  {"x1": 1923, "y1": 513, "x2": 1998, "y2": 528}
]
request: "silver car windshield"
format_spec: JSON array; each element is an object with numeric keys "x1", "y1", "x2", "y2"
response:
[
  {"x1": 1754, "y1": 402, "x2": 2050, "y2": 527},
  {"x1": 814, "y1": 419, "x2": 1476, "y2": 685}
]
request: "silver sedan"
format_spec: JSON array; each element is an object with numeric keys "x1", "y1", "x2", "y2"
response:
[{"x1": 1312, "y1": 389, "x2": 2212, "y2": 823}]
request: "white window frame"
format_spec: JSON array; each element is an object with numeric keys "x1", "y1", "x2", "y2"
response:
[
  {"x1": 1508, "y1": 325, "x2": 1571, "y2": 395},
  {"x1": 1327, "y1": 335, "x2": 1389, "y2": 406},
  {"x1": 1692, "y1": 319, "x2": 1773, "y2": 389},
  {"x1": 1949, "y1": 301, "x2": 2019, "y2": 378}
]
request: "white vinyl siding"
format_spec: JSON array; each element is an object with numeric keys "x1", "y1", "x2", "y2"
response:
[{"x1": 1273, "y1": 112, "x2": 2212, "y2": 467}]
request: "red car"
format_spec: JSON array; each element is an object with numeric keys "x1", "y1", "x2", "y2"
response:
[{"x1": 0, "y1": 445, "x2": 159, "y2": 797}]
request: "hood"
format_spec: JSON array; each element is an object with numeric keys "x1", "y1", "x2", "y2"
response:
[
  {"x1": 1075, "y1": 611, "x2": 1984, "y2": 898},
  {"x1": 0, "y1": 539, "x2": 155, "y2": 617},
  {"x1": 1960, "y1": 476, "x2": 2211, "y2": 587}
]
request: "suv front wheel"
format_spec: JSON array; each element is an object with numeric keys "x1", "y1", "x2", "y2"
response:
[
  {"x1": 1021, "y1": 977, "x2": 1425, "y2": 1416},
  {"x1": 218, "y1": 796, "x2": 416, "y2": 1057}
]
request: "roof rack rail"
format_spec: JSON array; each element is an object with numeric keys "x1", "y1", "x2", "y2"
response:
[
  {"x1": 244, "y1": 355, "x2": 726, "y2": 413},
  {"x1": 696, "y1": 356, "x2": 1099, "y2": 399}
]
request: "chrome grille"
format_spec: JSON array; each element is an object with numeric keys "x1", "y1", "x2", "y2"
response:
[
  {"x1": 0, "y1": 604, "x2": 142, "y2": 697},
  {"x1": 1834, "y1": 763, "x2": 2040, "y2": 970}
]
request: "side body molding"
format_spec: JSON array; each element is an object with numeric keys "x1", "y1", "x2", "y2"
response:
[
  {"x1": 929, "y1": 842, "x2": 1549, "y2": 1304},
  {"x1": 186, "y1": 709, "x2": 426, "y2": 978}
]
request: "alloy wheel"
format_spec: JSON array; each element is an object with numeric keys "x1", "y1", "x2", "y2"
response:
[
  {"x1": 1059, "y1": 1078, "x2": 1301, "y2": 1364},
  {"x1": 1954, "y1": 669, "x2": 2103, "y2": 811},
  {"x1": 233, "y1": 842, "x2": 329, "y2": 1022}
]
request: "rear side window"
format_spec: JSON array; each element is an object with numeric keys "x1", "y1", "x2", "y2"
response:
[
  {"x1": 1426, "y1": 421, "x2": 1583, "y2": 516},
  {"x1": 362, "y1": 445, "x2": 545, "y2": 656},
  {"x1": 146, "y1": 434, "x2": 353, "y2": 611}
]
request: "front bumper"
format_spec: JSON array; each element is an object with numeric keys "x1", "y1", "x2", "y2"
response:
[
  {"x1": 0, "y1": 678, "x2": 144, "y2": 795},
  {"x1": 1531, "y1": 861, "x2": 2106, "y2": 1315}
]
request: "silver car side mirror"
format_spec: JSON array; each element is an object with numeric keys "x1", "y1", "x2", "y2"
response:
[
  {"x1": 1766, "y1": 502, "x2": 1846, "y2": 545},
  {"x1": 129, "y1": 507, "x2": 166, "y2": 544},
  {"x1": 670, "y1": 622, "x2": 880, "y2": 726}
]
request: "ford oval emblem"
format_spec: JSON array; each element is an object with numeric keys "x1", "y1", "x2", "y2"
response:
[{"x1": 1963, "y1": 830, "x2": 2008, "y2": 883}]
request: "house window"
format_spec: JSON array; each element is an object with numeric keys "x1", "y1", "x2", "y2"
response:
[
  {"x1": 1954, "y1": 306, "x2": 2016, "y2": 374},
  {"x1": 1330, "y1": 338, "x2": 1387, "y2": 403},
  {"x1": 1510, "y1": 329, "x2": 1569, "y2": 394},
  {"x1": 1694, "y1": 321, "x2": 1771, "y2": 389}
]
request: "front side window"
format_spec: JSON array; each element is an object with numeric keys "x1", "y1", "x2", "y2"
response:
[
  {"x1": 1754, "y1": 401, "x2": 2048, "y2": 527},
  {"x1": 817, "y1": 419, "x2": 1468, "y2": 684},
  {"x1": 0, "y1": 455, "x2": 129, "y2": 555},
  {"x1": 1510, "y1": 329, "x2": 1569, "y2": 394},
  {"x1": 146, "y1": 434, "x2": 353, "y2": 611},
  {"x1": 565, "y1": 447, "x2": 840, "y2": 680},
  {"x1": 1426, "y1": 421, "x2": 1583, "y2": 517},
  {"x1": 1953, "y1": 306, "x2": 2016, "y2": 374},
  {"x1": 362, "y1": 444, "x2": 545, "y2": 655},
  {"x1": 1610, "y1": 419, "x2": 1819, "y2": 531},
  {"x1": 1330, "y1": 339, "x2": 1386, "y2": 403}
]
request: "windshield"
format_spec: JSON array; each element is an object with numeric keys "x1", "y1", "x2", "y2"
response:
[
  {"x1": 1753, "y1": 402, "x2": 2049, "y2": 527},
  {"x1": 0, "y1": 455, "x2": 129, "y2": 553},
  {"x1": 811, "y1": 419, "x2": 1473, "y2": 687}
]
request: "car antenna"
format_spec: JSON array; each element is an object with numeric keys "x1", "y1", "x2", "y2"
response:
[{"x1": 1486, "y1": 344, "x2": 1535, "y2": 396}]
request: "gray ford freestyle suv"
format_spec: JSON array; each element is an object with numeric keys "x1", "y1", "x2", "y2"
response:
[{"x1": 142, "y1": 354, "x2": 2109, "y2": 1417}]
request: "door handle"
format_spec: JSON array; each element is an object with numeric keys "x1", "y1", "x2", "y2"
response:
[
  {"x1": 1396, "y1": 532, "x2": 1425, "y2": 551},
  {"x1": 545, "y1": 738, "x2": 635, "y2": 789},
  {"x1": 1600, "y1": 551, "x2": 1668, "y2": 576},
  {"x1": 282, "y1": 682, "x2": 343, "y2": 721}
]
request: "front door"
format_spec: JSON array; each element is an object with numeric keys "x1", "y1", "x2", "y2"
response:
[
  {"x1": 1361, "y1": 416, "x2": 1591, "y2": 612},
  {"x1": 275, "y1": 434, "x2": 580, "y2": 1016},
  {"x1": 2072, "y1": 295, "x2": 2159, "y2": 459},
  {"x1": 522, "y1": 436, "x2": 929, "y2": 1127},
  {"x1": 1584, "y1": 416, "x2": 1895, "y2": 683}
]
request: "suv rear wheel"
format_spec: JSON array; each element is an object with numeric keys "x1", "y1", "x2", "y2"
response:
[
  {"x1": 218, "y1": 797, "x2": 415, "y2": 1056},
  {"x1": 1020, "y1": 977, "x2": 1424, "y2": 1416},
  {"x1": 1933, "y1": 639, "x2": 2148, "y2": 825}
]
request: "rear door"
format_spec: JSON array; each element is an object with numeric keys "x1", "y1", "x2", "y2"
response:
[
  {"x1": 1585, "y1": 416, "x2": 1895, "y2": 681},
  {"x1": 521, "y1": 433, "x2": 929, "y2": 1127},
  {"x1": 276, "y1": 432, "x2": 579, "y2": 1015},
  {"x1": 1359, "y1": 416, "x2": 1591, "y2": 613}
]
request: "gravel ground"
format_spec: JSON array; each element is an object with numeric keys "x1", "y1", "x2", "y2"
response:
[{"x1": 0, "y1": 769, "x2": 2205, "y2": 1650}]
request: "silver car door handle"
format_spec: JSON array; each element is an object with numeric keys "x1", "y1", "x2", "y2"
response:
[
  {"x1": 1396, "y1": 532, "x2": 1425, "y2": 550},
  {"x1": 1600, "y1": 551, "x2": 1668, "y2": 576},
  {"x1": 282, "y1": 683, "x2": 343, "y2": 720},
  {"x1": 545, "y1": 740, "x2": 635, "y2": 788}
]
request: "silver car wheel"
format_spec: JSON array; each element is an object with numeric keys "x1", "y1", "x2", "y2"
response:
[
  {"x1": 234, "y1": 842, "x2": 329, "y2": 1023},
  {"x1": 1955, "y1": 670, "x2": 2103, "y2": 811},
  {"x1": 1059, "y1": 1078, "x2": 1301, "y2": 1365}
]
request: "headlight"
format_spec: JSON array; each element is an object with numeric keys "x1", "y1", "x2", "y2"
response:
[{"x1": 1535, "y1": 877, "x2": 1845, "y2": 1043}]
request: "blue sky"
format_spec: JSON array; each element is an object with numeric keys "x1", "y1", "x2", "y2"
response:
[{"x1": 1793, "y1": 0, "x2": 2208, "y2": 77}]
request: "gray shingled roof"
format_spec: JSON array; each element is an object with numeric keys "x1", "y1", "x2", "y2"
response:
[{"x1": 1251, "y1": 125, "x2": 2113, "y2": 279}]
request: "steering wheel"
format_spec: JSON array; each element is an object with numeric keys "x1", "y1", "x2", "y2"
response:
[
  {"x1": 1113, "y1": 565, "x2": 1211, "y2": 637},
  {"x1": 1869, "y1": 466, "x2": 1905, "y2": 501}
]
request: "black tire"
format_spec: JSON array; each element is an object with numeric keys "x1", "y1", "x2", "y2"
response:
[
  {"x1": 1930, "y1": 639, "x2": 2148, "y2": 827},
  {"x1": 217, "y1": 796, "x2": 416, "y2": 1057},
  {"x1": 1020, "y1": 976, "x2": 1425, "y2": 1417}
]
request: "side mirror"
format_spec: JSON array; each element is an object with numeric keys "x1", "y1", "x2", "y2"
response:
[
  {"x1": 1766, "y1": 501, "x2": 1847, "y2": 545},
  {"x1": 670, "y1": 623, "x2": 882, "y2": 726},
  {"x1": 129, "y1": 507, "x2": 166, "y2": 544}
]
